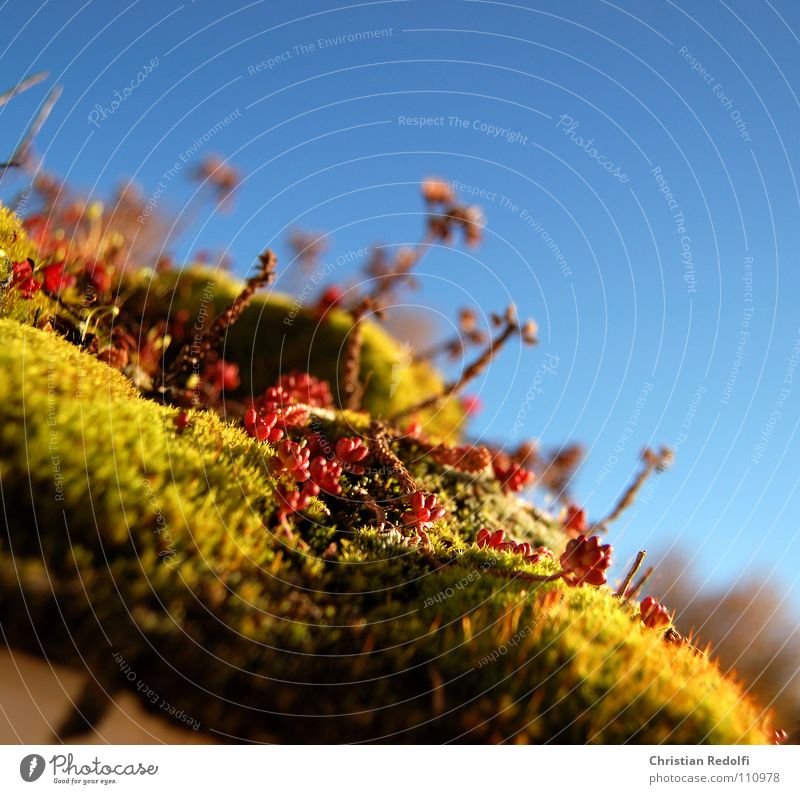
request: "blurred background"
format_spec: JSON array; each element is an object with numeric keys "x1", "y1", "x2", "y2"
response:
[{"x1": 1, "y1": 0, "x2": 798, "y2": 738}]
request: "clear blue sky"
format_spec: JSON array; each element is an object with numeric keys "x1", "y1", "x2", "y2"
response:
[{"x1": 2, "y1": 0, "x2": 800, "y2": 609}]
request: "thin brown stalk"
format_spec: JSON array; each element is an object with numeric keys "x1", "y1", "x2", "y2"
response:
[
  {"x1": 339, "y1": 299, "x2": 373, "y2": 411},
  {"x1": 338, "y1": 233, "x2": 435, "y2": 411},
  {"x1": 392, "y1": 316, "x2": 520, "y2": 420},
  {"x1": 0, "y1": 71, "x2": 49, "y2": 108},
  {"x1": 369, "y1": 420, "x2": 417, "y2": 494},
  {"x1": 598, "y1": 446, "x2": 674, "y2": 528},
  {"x1": 622, "y1": 566, "x2": 654, "y2": 603},
  {"x1": 615, "y1": 550, "x2": 646, "y2": 597},
  {"x1": 366, "y1": 231, "x2": 434, "y2": 308},
  {"x1": 165, "y1": 249, "x2": 276, "y2": 391},
  {"x1": 2, "y1": 85, "x2": 62, "y2": 171}
]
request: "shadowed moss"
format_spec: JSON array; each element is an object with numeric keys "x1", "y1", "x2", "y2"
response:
[{"x1": 0, "y1": 318, "x2": 773, "y2": 743}]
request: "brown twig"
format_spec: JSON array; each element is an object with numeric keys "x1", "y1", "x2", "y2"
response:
[
  {"x1": 622, "y1": 566, "x2": 654, "y2": 603},
  {"x1": 368, "y1": 420, "x2": 417, "y2": 494},
  {"x1": 1, "y1": 85, "x2": 62, "y2": 172},
  {"x1": 596, "y1": 446, "x2": 674, "y2": 529},
  {"x1": 0, "y1": 71, "x2": 49, "y2": 108},
  {"x1": 164, "y1": 249, "x2": 276, "y2": 392},
  {"x1": 392, "y1": 307, "x2": 536, "y2": 420},
  {"x1": 415, "y1": 307, "x2": 487, "y2": 363},
  {"x1": 615, "y1": 550, "x2": 646, "y2": 598},
  {"x1": 338, "y1": 298, "x2": 374, "y2": 411}
]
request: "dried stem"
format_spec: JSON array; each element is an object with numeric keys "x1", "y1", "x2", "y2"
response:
[
  {"x1": 338, "y1": 299, "x2": 373, "y2": 411},
  {"x1": 1, "y1": 85, "x2": 62, "y2": 171},
  {"x1": 597, "y1": 446, "x2": 674, "y2": 530},
  {"x1": 392, "y1": 310, "x2": 532, "y2": 420},
  {"x1": 0, "y1": 71, "x2": 49, "y2": 108},
  {"x1": 365, "y1": 231, "x2": 434, "y2": 309},
  {"x1": 615, "y1": 550, "x2": 646, "y2": 598},
  {"x1": 369, "y1": 420, "x2": 417, "y2": 494},
  {"x1": 622, "y1": 566, "x2": 654, "y2": 603},
  {"x1": 165, "y1": 249, "x2": 276, "y2": 392}
]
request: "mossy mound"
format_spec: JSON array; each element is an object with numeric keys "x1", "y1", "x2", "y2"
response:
[
  {"x1": 0, "y1": 319, "x2": 772, "y2": 743},
  {"x1": 122, "y1": 266, "x2": 464, "y2": 438}
]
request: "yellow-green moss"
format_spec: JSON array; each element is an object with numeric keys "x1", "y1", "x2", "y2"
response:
[
  {"x1": 0, "y1": 319, "x2": 773, "y2": 743},
  {"x1": 0, "y1": 204, "x2": 48, "y2": 325}
]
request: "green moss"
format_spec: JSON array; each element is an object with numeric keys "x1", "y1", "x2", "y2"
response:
[
  {"x1": 0, "y1": 204, "x2": 49, "y2": 325},
  {"x1": 0, "y1": 319, "x2": 773, "y2": 743}
]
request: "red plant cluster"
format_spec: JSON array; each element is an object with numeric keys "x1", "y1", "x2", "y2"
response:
[
  {"x1": 402, "y1": 491, "x2": 446, "y2": 544},
  {"x1": 476, "y1": 528, "x2": 555, "y2": 565},
  {"x1": 335, "y1": 437, "x2": 369, "y2": 474},
  {"x1": 203, "y1": 359, "x2": 240, "y2": 393},
  {"x1": 276, "y1": 483, "x2": 317, "y2": 524},
  {"x1": 640, "y1": 596, "x2": 671, "y2": 630},
  {"x1": 563, "y1": 504, "x2": 588, "y2": 535},
  {"x1": 244, "y1": 385, "x2": 311, "y2": 438},
  {"x1": 243, "y1": 408, "x2": 283, "y2": 443},
  {"x1": 276, "y1": 371, "x2": 333, "y2": 408},
  {"x1": 309, "y1": 455, "x2": 343, "y2": 496},
  {"x1": 8, "y1": 258, "x2": 72, "y2": 300},
  {"x1": 559, "y1": 535, "x2": 613, "y2": 586},
  {"x1": 492, "y1": 460, "x2": 535, "y2": 493},
  {"x1": 242, "y1": 375, "x2": 368, "y2": 521},
  {"x1": 430, "y1": 444, "x2": 492, "y2": 474},
  {"x1": 315, "y1": 285, "x2": 344, "y2": 315},
  {"x1": 273, "y1": 439, "x2": 312, "y2": 482},
  {"x1": 10, "y1": 260, "x2": 41, "y2": 298}
]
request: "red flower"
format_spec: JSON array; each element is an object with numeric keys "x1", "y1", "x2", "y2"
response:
[
  {"x1": 432, "y1": 444, "x2": 492, "y2": 473},
  {"x1": 526, "y1": 546, "x2": 556, "y2": 565},
  {"x1": 10, "y1": 260, "x2": 41, "y2": 299},
  {"x1": 563, "y1": 505, "x2": 588, "y2": 535},
  {"x1": 476, "y1": 527, "x2": 554, "y2": 564},
  {"x1": 276, "y1": 482, "x2": 317, "y2": 523},
  {"x1": 492, "y1": 461, "x2": 534, "y2": 493},
  {"x1": 460, "y1": 394, "x2": 483, "y2": 416},
  {"x1": 640, "y1": 596, "x2": 671, "y2": 629},
  {"x1": 404, "y1": 421, "x2": 422, "y2": 439},
  {"x1": 41, "y1": 261, "x2": 76, "y2": 293},
  {"x1": 86, "y1": 261, "x2": 111, "y2": 293},
  {"x1": 559, "y1": 535, "x2": 613, "y2": 586},
  {"x1": 316, "y1": 285, "x2": 344, "y2": 315},
  {"x1": 243, "y1": 407, "x2": 283, "y2": 443},
  {"x1": 273, "y1": 439, "x2": 311, "y2": 482},
  {"x1": 476, "y1": 527, "x2": 505, "y2": 549},
  {"x1": 205, "y1": 359, "x2": 240, "y2": 392},
  {"x1": 253, "y1": 384, "x2": 311, "y2": 429},
  {"x1": 276, "y1": 371, "x2": 333, "y2": 408},
  {"x1": 402, "y1": 491, "x2": 445, "y2": 544},
  {"x1": 335, "y1": 437, "x2": 369, "y2": 474},
  {"x1": 309, "y1": 455, "x2": 343, "y2": 495},
  {"x1": 174, "y1": 411, "x2": 190, "y2": 433}
]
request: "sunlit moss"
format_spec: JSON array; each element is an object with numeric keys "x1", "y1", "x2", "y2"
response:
[{"x1": 0, "y1": 318, "x2": 772, "y2": 743}]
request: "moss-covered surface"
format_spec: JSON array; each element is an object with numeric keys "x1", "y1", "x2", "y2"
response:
[{"x1": 0, "y1": 318, "x2": 773, "y2": 743}]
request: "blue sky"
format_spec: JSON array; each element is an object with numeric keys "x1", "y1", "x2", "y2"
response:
[{"x1": 2, "y1": 0, "x2": 800, "y2": 609}]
